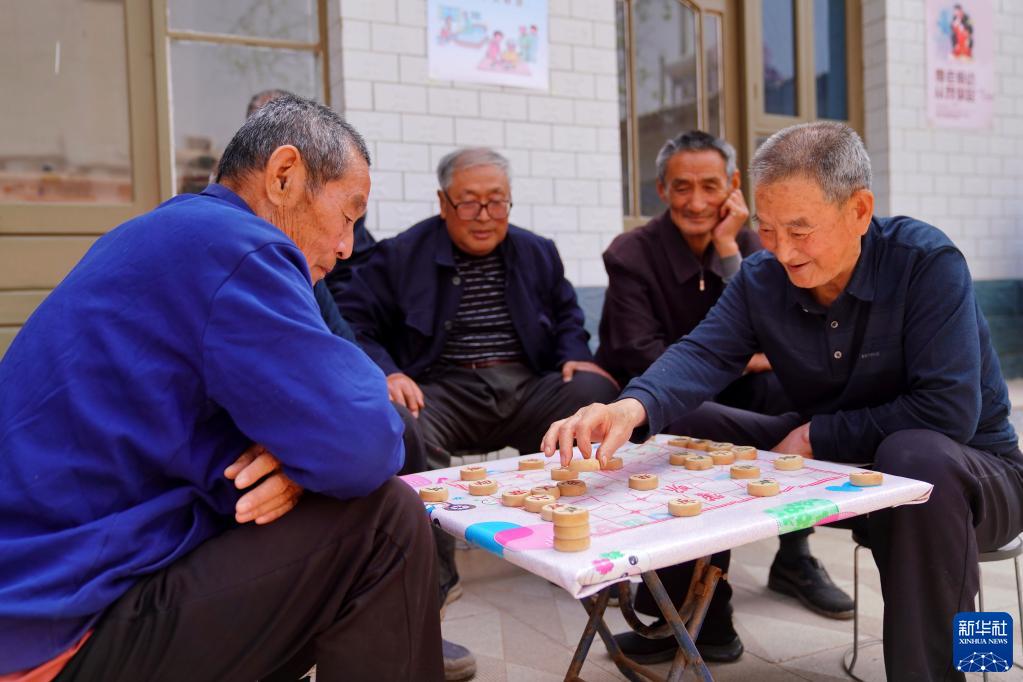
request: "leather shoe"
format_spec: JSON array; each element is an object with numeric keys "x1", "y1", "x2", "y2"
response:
[
  {"x1": 613, "y1": 623, "x2": 744, "y2": 664},
  {"x1": 443, "y1": 639, "x2": 476, "y2": 681},
  {"x1": 768, "y1": 555, "x2": 854, "y2": 619}
]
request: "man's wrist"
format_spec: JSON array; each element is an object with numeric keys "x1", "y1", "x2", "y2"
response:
[{"x1": 613, "y1": 397, "x2": 648, "y2": 428}]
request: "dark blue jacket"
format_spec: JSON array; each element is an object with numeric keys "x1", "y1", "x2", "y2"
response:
[
  {"x1": 340, "y1": 215, "x2": 593, "y2": 379},
  {"x1": 314, "y1": 279, "x2": 356, "y2": 342},
  {"x1": 621, "y1": 215, "x2": 1020, "y2": 463},
  {"x1": 0, "y1": 184, "x2": 404, "y2": 672}
]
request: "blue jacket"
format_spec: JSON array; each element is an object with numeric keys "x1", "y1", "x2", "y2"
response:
[
  {"x1": 340, "y1": 215, "x2": 593, "y2": 379},
  {"x1": 0, "y1": 184, "x2": 404, "y2": 672},
  {"x1": 621, "y1": 216, "x2": 1020, "y2": 462}
]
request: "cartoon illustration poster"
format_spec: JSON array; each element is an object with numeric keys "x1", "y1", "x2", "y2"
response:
[
  {"x1": 925, "y1": 0, "x2": 994, "y2": 128},
  {"x1": 427, "y1": 0, "x2": 549, "y2": 91}
]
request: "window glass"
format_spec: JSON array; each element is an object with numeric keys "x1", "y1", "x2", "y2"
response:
[
  {"x1": 814, "y1": 0, "x2": 848, "y2": 120},
  {"x1": 616, "y1": 1, "x2": 630, "y2": 213},
  {"x1": 762, "y1": 0, "x2": 798, "y2": 116},
  {"x1": 169, "y1": 0, "x2": 317, "y2": 43},
  {"x1": 703, "y1": 13, "x2": 723, "y2": 138},
  {"x1": 631, "y1": 0, "x2": 699, "y2": 216},
  {"x1": 170, "y1": 42, "x2": 320, "y2": 194},
  {"x1": 0, "y1": 0, "x2": 132, "y2": 204}
]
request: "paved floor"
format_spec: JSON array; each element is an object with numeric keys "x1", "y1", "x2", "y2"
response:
[{"x1": 440, "y1": 379, "x2": 1023, "y2": 681}]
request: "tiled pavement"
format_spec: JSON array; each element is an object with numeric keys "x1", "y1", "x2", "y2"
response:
[{"x1": 440, "y1": 379, "x2": 1023, "y2": 681}]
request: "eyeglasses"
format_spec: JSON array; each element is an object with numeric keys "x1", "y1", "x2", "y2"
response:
[{"x1": 442, "y1": 190, "x2": 512, "y2": 220}]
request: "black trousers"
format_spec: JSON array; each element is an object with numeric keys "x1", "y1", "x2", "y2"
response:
[
  {"x1": 410, "y1": 362, "x2": 621, "y2": 469},
  {"x1": 654, "y1": 402, "x2": 1023, "y2": 681},
  {"x1": 55, "y1": 481, "x2": 444, "y2": 682}
]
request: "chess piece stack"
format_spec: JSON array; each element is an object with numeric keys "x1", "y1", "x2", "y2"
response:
[{"x1": 552, "y1": 504, "x2": 590, "y2": 552}]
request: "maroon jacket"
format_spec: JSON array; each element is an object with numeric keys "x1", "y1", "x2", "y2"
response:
[{"x1": 596, "y1": 211, "x2": 762, "y2": 387}]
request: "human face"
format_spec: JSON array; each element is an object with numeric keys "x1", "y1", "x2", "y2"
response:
[
  {"x1": 278, "y1": 155, "x2": 370, "y2": 282},
  {"x1": 656, "y1": 150, "x2": 737, "y2": 237},
  {"x1": 438, "y1": 164, "x2": 511, "y2": 256},
  {"x1": 753, "y1": 176, "x2": 873, "y2": 306}
]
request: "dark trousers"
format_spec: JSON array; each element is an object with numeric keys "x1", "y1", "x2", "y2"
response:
[
  {"x1": 397, "y1": 362, "x2": 619, "y2": 595},
  {"x1": 55, "y1": 481, "x2": 444, "y2": 682},
  {"x1": 714, "y1": 370, "x2": 792, "y2": 416},
  {"x1": 657, "y1": 402, "x2": 1023, "y2": 681},
  {"x1": 411, "y1": 362, "x2": 620, "y2": 469}
]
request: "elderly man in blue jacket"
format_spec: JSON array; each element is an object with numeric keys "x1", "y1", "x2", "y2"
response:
[{"x1": 0, "y1": 96, "x2": 442, "y2": 682}]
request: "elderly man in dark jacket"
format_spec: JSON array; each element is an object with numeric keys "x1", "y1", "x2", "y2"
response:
[
  {"x1": 342, "y1": 147, "x2": 619, "y2": 467},
  {"x1": 341, "y1": 147, "x2": 619, "y2": 680}
]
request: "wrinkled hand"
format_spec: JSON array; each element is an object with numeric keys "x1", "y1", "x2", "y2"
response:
[
  {"x1": 387, "y1": 372, "x2": 425, "y2": 417},
  {"x1": 541, "y1": 398, "x2": 647, "y2": 467},
  {"x1": 712, "y1": 188, "x2": 749, "y2": 258},
  {"x1": 772, "y1": 422, "x2": 814, "y2": 458},
  {"x1": 224, "y1": 443, "x2": 303, "y2": 524},
  {"x1": 561, "y1": 361, "x2": 620, "y2": 391},
  {"x1": 744, "y1": 352, "x2": 772, "y2": 374}
]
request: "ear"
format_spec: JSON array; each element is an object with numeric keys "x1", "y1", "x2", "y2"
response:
[
  {"x1": 730, "y1": 170, "x2": 742, "y2": 190},
  {"x1": 437, "y1": 189, "x2": 449, "y2": 219},
  {"x1": 848, "y1": 188, "x2": 875, "y2": 236},
  {"x1": 263, "y1": 145, "x2": 304, "y2": 209},
  {"x1": 655, "y1": 179, "x2": 669, "y2": 205}
]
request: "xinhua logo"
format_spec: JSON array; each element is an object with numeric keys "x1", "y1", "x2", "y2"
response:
[{"x1": 953, "y1": 612, "x2": 1013, "y2": 673}]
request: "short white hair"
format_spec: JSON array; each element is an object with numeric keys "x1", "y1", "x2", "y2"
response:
[
  {"x1": 436, "y1": 148, "x2": 510, "y2": 190},
  {"x1": 750, "y1": 121, "x2": 871, "y2": 204}
]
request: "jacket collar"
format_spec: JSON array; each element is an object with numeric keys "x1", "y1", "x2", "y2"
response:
[
  {"x1": 200, "y1": 183, "x2": 256, "y2": 215},
  {"x1": 653, "y1": 210, "x2": 728, "y2": 285},
  {"x1": 843, "y1": 219, "x2": 879, "y2": 303},
  {"x1": 430, "y1": 215, "x2": 517, "y2": 268}
]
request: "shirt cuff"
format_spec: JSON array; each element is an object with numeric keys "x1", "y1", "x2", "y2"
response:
[
  {"x1": 809, "y1": 413, "x2": 858, "y2": 463},
  {"x1": 720, "y1": 253, "x2": 743, "y2": 283}
]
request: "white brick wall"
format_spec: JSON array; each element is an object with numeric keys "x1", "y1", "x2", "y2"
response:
[
  {"x1": 863, "y1": 0, "x2": 1023, "y2": 280},
  {"x1": 336, "y1": 0, "x2": 623, "y2": 286}
]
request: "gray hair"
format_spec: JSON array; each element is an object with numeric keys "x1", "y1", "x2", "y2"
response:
[
  {"x1": 436, "y1": 147, "x2": 510, "y2": 190},
  {"x1": 750, "y1": 121, "x2": 872, "y2": 204},
  {"x1": 655, "y1": 130, "x2": 737, "y2": 184},
  {"x1": 216, "y1": 94, "x2": 370, "y2": 194}
]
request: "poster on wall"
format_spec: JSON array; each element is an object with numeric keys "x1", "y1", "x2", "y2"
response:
[
  {"x1": 427, "y1": 0, "x2": 549, "y2": 91},
  {"x1": 925, "y1": 0, "x2": 994, "y2": 128}
]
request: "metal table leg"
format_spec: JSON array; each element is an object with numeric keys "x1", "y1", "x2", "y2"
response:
[{"x1": 565, "y1": 557, "x2": 722, "y2": 682}]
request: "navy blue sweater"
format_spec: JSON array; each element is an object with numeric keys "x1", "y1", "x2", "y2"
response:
[
  {"x1": 0, "y1": 184, "x2": 403, "y2": 672},
  {"x1": 621, "y1": 216, "x2": 1020, "y2": 463}
]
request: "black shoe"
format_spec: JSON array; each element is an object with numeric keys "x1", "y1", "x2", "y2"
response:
[
  {"x1": 613, "y1": 623, "x2": 744, "y2": 664},
  {"x1": 443, "y1": 639, "x2": 477, "y2": 681},
  {"x1": 768, "y1": 555, "x2": 854, "y2": 620}
]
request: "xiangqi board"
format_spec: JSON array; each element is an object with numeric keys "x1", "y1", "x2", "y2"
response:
[{"x1": 401, "y1": 435, "x2": 932, "y2": 598}]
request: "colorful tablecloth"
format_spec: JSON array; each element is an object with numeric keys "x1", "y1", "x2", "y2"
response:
[{"x1": 400, "y1": 436, "x2": 933, "y2": 598}]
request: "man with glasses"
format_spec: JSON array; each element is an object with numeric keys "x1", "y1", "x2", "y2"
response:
[
  {"x1": 342, "y1": 147, "x2": 618, "y2": 471},
  {"x1": 342, "y1": 150, "x2": 617, "y2": 680}
]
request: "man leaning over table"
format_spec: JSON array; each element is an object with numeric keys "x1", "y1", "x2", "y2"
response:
[
  {"x1": 543, "y1": 121, "x2": 1023, "y2": 681},
  {"x1": 0, "y1": 95, "x2": 442, "y2": 682},
  {"x1": 597, "y1": 129, "x2": 854, "y2": 666}
]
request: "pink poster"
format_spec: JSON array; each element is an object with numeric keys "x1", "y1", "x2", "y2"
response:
[{"x1": 926, "y1": 0, "x2": 994, "y2": 128}]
